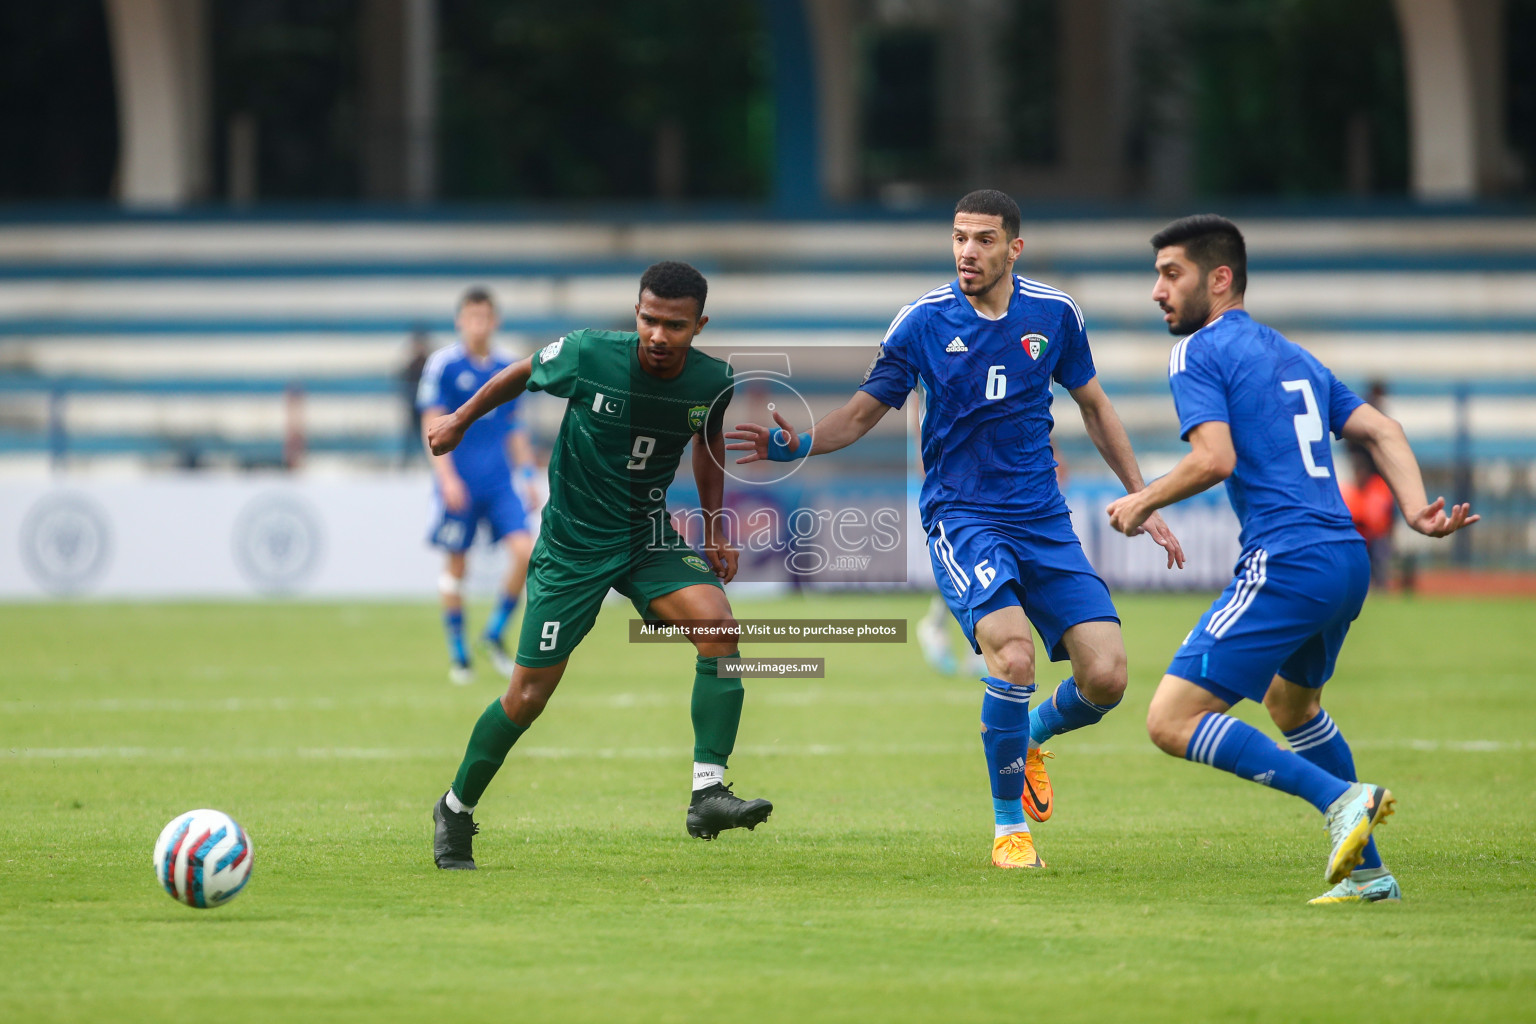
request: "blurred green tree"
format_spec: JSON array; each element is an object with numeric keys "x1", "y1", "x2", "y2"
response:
[
  {"x1": 1189, "y1": 0, "x2": 1409, "y2": 197},
  {"x1": 438, "y1": 0, "x2": 770, "y2": 201}
]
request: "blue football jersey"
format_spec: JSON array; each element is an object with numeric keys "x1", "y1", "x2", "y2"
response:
[
  {"x1": 417, "y1": 342, "x2": 519, "y2": 492},
  {"x1": 1168, "y1": 310, "x2": 1364, "y2": 555},
  {"x1": 860, "y1": 276, "x2": 1096, "y2": 528}
]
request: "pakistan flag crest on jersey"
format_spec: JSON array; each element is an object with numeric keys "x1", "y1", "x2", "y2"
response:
[
  {"x1": 687, "y1": 404, "x2": 710, "y2": 432},
  {"x1": 1022, "y1": 333, "x2": 1049, "y2": 360}
]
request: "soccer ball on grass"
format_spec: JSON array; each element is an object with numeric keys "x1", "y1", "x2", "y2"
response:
[{"x1": 152, "y1": 808, "x2": 253, "y2": 908}]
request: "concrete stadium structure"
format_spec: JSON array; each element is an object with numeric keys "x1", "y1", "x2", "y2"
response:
[
  {"x1": 2, "y1": 213, "x2": 1533, "y2": 459},
  {"x1": 2, "y1": 212, "x2": 1534, "y2": 574}
]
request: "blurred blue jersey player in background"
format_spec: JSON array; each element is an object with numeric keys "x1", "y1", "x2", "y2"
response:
[
  {"x1": 1108, "y1": 215, "x2": 1478, "y2": 904},
  {"x1": 730, "y1": 190, "x2": 1185, "y2": 869},
  {"x1": 418, "y1": 287, "x2": 540, "y2": 685}
]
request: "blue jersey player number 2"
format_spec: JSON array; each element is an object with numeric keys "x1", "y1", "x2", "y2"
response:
[{"x1": 1107, "y1": 215, "x2": 1478, "y2": 905}]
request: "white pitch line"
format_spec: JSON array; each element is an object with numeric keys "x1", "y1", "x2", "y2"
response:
[
  {"x1": 0, "y1": 694, "x2": 677, "y2": 715},
  {"x1": 9, "y1": 679, "x2": 1533, "y2": 717},
  {"x1": 0, "y1": 689, "x2": 987, "y2": 715},
  {"x1": 2, "y1": 738, "x2": 1531, "y2": 761}
]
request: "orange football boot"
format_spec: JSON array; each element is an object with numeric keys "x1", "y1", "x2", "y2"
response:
[
  {"x1": 1021, "y1": 748, "x2": 1054, "y2": 822},
  {"x1": 991, "y1": 831, "x2": 1046, "y2": 869}
]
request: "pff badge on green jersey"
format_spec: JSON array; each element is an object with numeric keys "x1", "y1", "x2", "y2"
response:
[
  {"x1": 687, "y1": 405, "x2": 710, "y2": 433},
  {"x1": 1022, "y1": 333, "x2": 1049, "y2": 360},
  {"x1": 683, "y1": 554, "x2": 712, "y2": 573}
]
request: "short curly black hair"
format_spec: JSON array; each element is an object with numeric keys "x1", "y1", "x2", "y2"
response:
[
  {"x1": 955, "y1": 189, "x2": 1021, "y2": 240},
  {"x1": 638, "y1": 261, "x2": 708, "y2": 317}
]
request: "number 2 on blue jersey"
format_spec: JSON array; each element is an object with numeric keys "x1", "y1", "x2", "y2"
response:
[{"x1": 1280, "y1": 378, "x2": 1331, "y2": 479}]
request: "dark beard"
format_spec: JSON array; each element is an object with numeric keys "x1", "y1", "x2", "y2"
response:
[
  {"x1": 1167, "y1": 293, "x2": 1211, "y2": 335},
  {"x1": 959, "y1": 266, "x2": 1007, "y2": 298}
]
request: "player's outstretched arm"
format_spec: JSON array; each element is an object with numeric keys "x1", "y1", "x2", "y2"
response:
[
  {"x1": 1071, "y1": 377, "x2": 1187, "y2": 568},
  {"x1": 1106, "y1": 420, "x2": 1235, "y2": 542},
  {"x1": 426, "y1": 356, "x2": 534, "y2": 455},
  {"x1": 725, "y1": 391, "x2": 892, "y2": 464},
  {"x1": 1340, "y1": 403, "x2": 1479, "y2": 537}
]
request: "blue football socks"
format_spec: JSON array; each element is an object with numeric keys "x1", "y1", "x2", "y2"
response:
[
  {"x1": 992, "y1": 796, "x2": 1026, "y2": 829},
  {"x1": 483, "y1": 593, "x2": 519, "y2": 643},
  {"x1": 1187, "y1": 712, "x2": 1350, "y2": 812},
  {"x1": 1029, "y1": 676, "x2": 1119, "y2": 745},
  {"x1": 444, "y1": 608, "x2": 469, "y2": 666},
  {"x1": 1284, "y1": 709, "x2": 1383, "y2": 869},
  {"x1": 980, "y1": 676, "x2": 1033, "y2": 825}
]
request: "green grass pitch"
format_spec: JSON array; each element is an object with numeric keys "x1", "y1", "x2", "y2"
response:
[{"x1": 1, "y1": 592, "x2": 1533, "y2": 1023}]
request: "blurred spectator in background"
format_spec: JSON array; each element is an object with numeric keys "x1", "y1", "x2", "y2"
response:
[
  {"x1": 1342, "y1": 382, "x2": 1395, "y2": 588},
  {"x1": 1342, "y1": 443, "x2": 1395, "y2": 588},
  {"x1": 1365, "y1": 380, "x2": 1388, "y2": 413},
  {"x1": 1351, "y1": 382, "x2": 1400, "y2": 592},
  {"x1": 283, "y1": 383, "x2": 306, "y2": 470},
  {"x1": 401, "y1": 328, "x2": 432, "y2": 465}
]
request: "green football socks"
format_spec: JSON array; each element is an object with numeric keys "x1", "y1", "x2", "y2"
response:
[
  {"x1": 451, "y1": 699, "x2": 528, "y2": 807},
  {"x1": 691, "y1": 653, "x2": 744, "y2": 766},
  {"x1": 451, "y1": 657, "x2": 740, "y2": 805}
]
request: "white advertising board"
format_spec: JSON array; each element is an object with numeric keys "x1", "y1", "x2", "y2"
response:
[
  {"x1": 1, "y1": 476, "x2": 1244, "y2": 600},
  {"x1": 0, "y1": 475, "x2": 467, "y2": 599}
]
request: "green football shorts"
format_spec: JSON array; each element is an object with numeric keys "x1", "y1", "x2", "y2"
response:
[{"x1": 513, "y1": 534, "x2": 723, "y2": 667}]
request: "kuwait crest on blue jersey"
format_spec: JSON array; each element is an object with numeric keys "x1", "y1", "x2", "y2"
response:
[{"x1": 1022, "y1": 333, "x2": 1049, "y2": 360}]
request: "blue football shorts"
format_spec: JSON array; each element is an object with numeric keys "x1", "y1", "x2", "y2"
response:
[
  {"x1": 428, "y1": 483, "x2": 529, "y2": 553},
  {"x1": 927, "y1": 512, "x2": 1119, "y2": 661},
  {"x1": 1167, "y1": 539, "x2": 1370, "y2": 705}
]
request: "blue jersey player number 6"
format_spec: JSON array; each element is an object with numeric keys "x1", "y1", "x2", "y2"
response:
[{"x1": 730, "y1": 189, "x2": 1187, "y2": 871}]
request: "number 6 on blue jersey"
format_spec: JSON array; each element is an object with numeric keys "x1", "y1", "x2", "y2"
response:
[{"x1": 985, "y1": 365, "x2": 1007, "y2": 401}]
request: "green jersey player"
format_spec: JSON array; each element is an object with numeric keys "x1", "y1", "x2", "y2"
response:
[{"x1": 425, "y1": 262, "x2": 772, "y2": 869}]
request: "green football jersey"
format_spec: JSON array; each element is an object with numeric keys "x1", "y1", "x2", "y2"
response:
[{"x1": 526, "y1": 328, "x2": 735, "y2": 552}]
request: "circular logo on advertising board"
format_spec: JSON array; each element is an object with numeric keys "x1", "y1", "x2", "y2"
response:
[
  {"x1": 232, "y1": 495, "x2": 323, "y2": 594},
  {"x1": 20, "y1": 493, "x2": 113, "y2": 595}
]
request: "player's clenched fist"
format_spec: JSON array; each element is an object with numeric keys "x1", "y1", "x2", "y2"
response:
[
  {"x1": 427, "y1": 413, "x2": 466, "y2": 456},
  {"x1": 703, "y1": 539, "x2": 740, "y2": 584}
]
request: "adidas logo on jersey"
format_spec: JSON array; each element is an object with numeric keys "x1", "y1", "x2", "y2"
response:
[
  {"x1": 999, "y1": 756, "x2": 1027, "y2": 775},
  {"x1": 946, "y1": 337, "x2": 968, "y2": 353}
]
